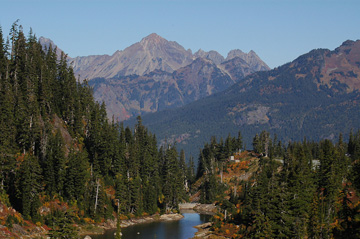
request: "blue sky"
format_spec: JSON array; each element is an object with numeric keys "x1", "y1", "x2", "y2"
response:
[{"x1": 1, "y1": 0, "x2": 359, "y2": 68}]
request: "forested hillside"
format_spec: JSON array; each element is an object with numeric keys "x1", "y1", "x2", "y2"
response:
[
  {"x1": 193, "y1": 130, "x2": 360, "y2": 238},
  {"x1": 133, "y1": 40, "x2": 360, "y2": 157},
  {"x1": 0, "y1": 22, "x2": 189, "y2": 237},
  {"x1": 61, "y1": 33, "x2": 270, "y2": 121},
  {"x1": 2, "y1": 21, "x2": 360, "y2": 239}
]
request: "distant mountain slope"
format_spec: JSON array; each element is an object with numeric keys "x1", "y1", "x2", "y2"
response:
[
  {"x1": 130, "y1": 40, "x2": 360, "y2": 157},
  {"x1": 194, "y1": 49, "x2": 225, "y2": 65},
  {"x1": 70, "y1": 33, "x2": 194, "y2": 81},
  {"x1": 68, "y1": 33, "x2": 269, "y2": 82},
  {"x1": 39, "y1": 36, "x2": 65, "y2": 59},
  {"x1": 89, "y1": 57, "x2": 236, "y2": 121},
  {"x1": 219, "y1": 56, "x2": 259, "y2": 81},
  {"x1": 226, "y1": 49, "x2": 270, "y2": 72},
  {"x1": 39, "y1": 34, "x2": 270, "y2": 121}
]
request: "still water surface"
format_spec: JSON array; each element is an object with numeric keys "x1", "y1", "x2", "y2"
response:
[{"x1": 88, "y1": 212, "x2": 211, "y2": 239}]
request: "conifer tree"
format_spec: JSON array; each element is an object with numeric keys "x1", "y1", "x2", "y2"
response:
[
  {"x1": 236, "y1": 131, "x2": 243, "y2": 151},
  {"x1": 186, "y1": 155, "x2": 195, "y2": 184},
  {"x1": 252, "y1": 133, "x2": 261, "y2": 154},
  {"x1": 43, "y1": 130, "x2": 66, "y2": 196},
  {"x1": 333, "y1": 186, "x2": 360, "y2": 238},
  {"x1": 48, "y1": 211, "x2": 78, "y2": 239},
  {"x1": 0, "y1": 26, "x2": 16, "y2": 188},
  {"x1": 16, "y1": 154, "x2": 42, "y2": 220},
  {"x1": 65, "y1": 148, "x2": 90, "y2": 203}
]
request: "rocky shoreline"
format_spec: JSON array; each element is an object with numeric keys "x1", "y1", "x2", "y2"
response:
[
  {"x1": 190, "y1": 204, "x2": 229, "y2": 239},
  {"x1": 8, "y1": 205, "x2": 212, "y2": 238},
  {"x1": 80, "y1": 213, "x2": 184, "y2": 237},
  {"x1": 80, "y1": 205, "x2": 217, "y2": 238},
  {"x1": 0, "y1": 224, "x2": 49, "y2": 238},
  {"x1": 192, "y1": 222, "x2": 229, "y2": 239},
  {"x1": 119, "y1": 213, "x2": 184, "y2": 228},
  {"x1": 193, "y1": 204, "x2": 217, "y2": 215}
]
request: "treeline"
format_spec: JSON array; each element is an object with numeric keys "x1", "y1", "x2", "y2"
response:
[
  {"x1": 0, "y1": 21, "x2": 188, "y2": 227},
  {"x1": 195, "y1": 130, "x2": 360, "y2": 238},
  {"x1": 196, "y1": 132, "x2": 243, "y2": 203}
]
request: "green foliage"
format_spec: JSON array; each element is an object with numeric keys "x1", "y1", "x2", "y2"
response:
[
  {"x1": 115, "y1": 214, "x2": 122, "y2": 239},
  {"x1": 43, "y1": 130, "x2": 66, "y2": 196},
  {"x1": 195, "y1": 135, "x2": 237, "y2": 203},
  {"x1": 252, "y1": 130, "x2": 270, "y2": 156},
  {"x1": 127, "y1": 45, "x2": 360, "y2": 159},
  {"x1": 15, "y1": 154, "x2": 42, "y2": 220},
  {"x1": 2, "y1": 22, "x2": 360, "y2": 239},
  {"x1": 197, "y1": 131, "x2": 360, "y2": 238},
  {"x1": 65, "y1": 148, "x2": 90, "y2": 202},
  {"x1": 0, "y1": 22, "x2": 188, "y2": 232},
  {"x1": 5, "y1": 215, "x2": 19, "y2": 228},
  {"x1": 47, "y1": 211, "x2": 78, "y2": 239}
]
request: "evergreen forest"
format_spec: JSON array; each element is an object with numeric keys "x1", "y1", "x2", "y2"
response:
[
  {"x1": 1, "y1": 22, "x2": 360, "y2": 239},
  {"x1": 0, "y1": 22, "x2": 189, "y2": 237},
  {"x1": 194, "y1": 130, "x2": 360, "y2": 238}
]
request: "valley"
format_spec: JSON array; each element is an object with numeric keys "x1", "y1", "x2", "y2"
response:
[
  {"x1": 40, "y1": 34, "x2": 270, "y2": 121},
  {"x1": 130, "y1": 40, "x2": 360, "y2": 157},
  {"x1": 0, "y1": 16, "x2": 360, "y2": 239}
]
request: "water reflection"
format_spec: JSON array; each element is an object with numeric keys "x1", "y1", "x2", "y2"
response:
[{"x1": 86, "y1": 211, "x2": 211, "y2": 239}]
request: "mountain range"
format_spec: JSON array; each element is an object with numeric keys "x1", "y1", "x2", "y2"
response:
[
  {"x1": 68, "y1": 33, "x2": 269, "y2": 81},
  {"x1": 40, "y1": 35, "x2": 360, "y2": 158},
  {"x1": 40, "y1": 34, "x2": 270, "y2": 121},
  {"x1": 126, "y1": 40, "x2": 360, "y2": 156}
]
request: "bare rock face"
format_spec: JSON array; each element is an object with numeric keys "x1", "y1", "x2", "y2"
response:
[
  {"x1": 194, "y1": 49, "x2": 225, "y2": 65},
  {"x1": 173, "y1": 57, "x2": 235, "y2": 101},
  {"x1": 220, "y1": 56, "x2": 257, "y2": 81},
  {"x1": 71, "y1": 33, "x2": 194, "y2": 81},
  {"x1": 68, "y1": 33, "x2": 270, "y2": 83},
  {"x1": 159, "y1": 213, "x2": 184, "y2": 221},
  {"x1": 89, "y1": 57, "x2": 235, "y2": 121},
  {"x1": 39, "y1": 34, "x2": 271, "y2": 122},
  {"x1": 137, "y1": 39, "x2": 360, "y2": 159},
  {"x1": 320, "y1": 39, "x2": 360, "y2": 92},
  {"x1": 84, "y1": 37, "x2": 272, "y2": 121},
  {"x1": 193, "y1": 204, "x2": 217, "y2": 214},
  {"x1": 226, "y1": 49, "x2": 270, "y2": 72},
  {"x1": 39, "y1": 37, "x2": 66, "y2": 60}
]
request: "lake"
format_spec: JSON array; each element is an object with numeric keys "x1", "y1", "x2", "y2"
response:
[{"x1": 86, "y1": 212, "x2": 211, "y2": 239}]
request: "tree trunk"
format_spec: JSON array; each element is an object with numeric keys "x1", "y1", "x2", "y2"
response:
[
  {"x1": 220, "y1": 162, "x2": 223, "y2": 183},
  {"x1": 94, "y1": 178, "x2": 100, "y2": 213}
]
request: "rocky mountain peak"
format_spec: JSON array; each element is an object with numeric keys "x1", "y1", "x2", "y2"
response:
[
  {"x1": 192, "y1": 56, "x2": 215, "y2": 65},
  {"x1": 194, "y1": 49, "x2": 225, "y2": 65},
  {"x1": 140, "y1": 33, "x2": 166, "y2": 45},
  {"x1": 38, "y1": 36, "x2": 65, "y2": 59},
  {"x1": 45, "y1": 34, "x2": 270, "y2": 83},
  {"x1": 39, "y1": 36, "x2": 54, "y2": 48},
  {"x1": 226, "y1": 49, "x2": 270, "y2": 71},
  {"x1": 335, "y1": 39, "x2": 360, "y2": 54},
  {"x1": 248, "y1": 50, "x2": 257, "y2": 56},
  {"x1": 194, "y1": 49, "x2": 205, "y2": 55},
  {"x1": 139, "y1": 33, "x2": 190, "y2": 54},
  {"x1": 68, "y1": 33, "x2": 194, "y2": 80},
  {"x1": 340, "y1": 39, "x2": 358, "y2": 47},
  {"x1": 320, "y1": 39, "x2": 360, "y2": 92},
  {"x1": 135, "y1": 40, "x2": 360, "y2": 159},
  {"x1": 226, "y1": 49, "x2": 245, "y2": 60}
]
